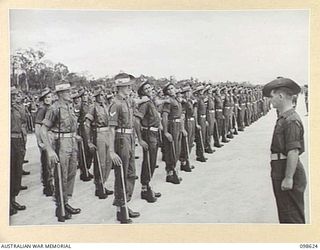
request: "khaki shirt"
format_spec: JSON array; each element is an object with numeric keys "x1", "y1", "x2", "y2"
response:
[{"x1": 42, "y1": 101, "x2": 77, "y2": 133}]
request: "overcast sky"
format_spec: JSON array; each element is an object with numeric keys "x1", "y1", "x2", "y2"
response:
[{"x1": 10, "y1": 9, "x2": 309, "y2": 85}]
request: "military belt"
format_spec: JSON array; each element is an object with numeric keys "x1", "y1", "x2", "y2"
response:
[
  {"x1": 271, "y1": 153, "x2": 287, "y2": 161},
  {"x1": 97, "y1": 126, "x2": 109, "y2": 132},
  {"x1": 11, "y1": 132, "x2": 23, "y2": 138},
  {"x1": 200, "y1": 115, "x2": 206, "y2": 118},
  {"x1": 216, "y1": 109, "x2": 223, "y2": 112},
  {"x1": 52, "y1": 132, "x2": 76, "y2": 138},
  {"x1": 142, "y1": 127, "x2": 159, "y2": 132},
  {"x1": 187, "y1": 117, "x2": 195, "y2": 121},
  {"x1": 209, "y1": 110, "x2": 215, "y2": 113},
  {"x1": 116, "y1": 128, "x2": 133, "y2": 134},
  {"x1": 169, "y1": 119, "x2": 181, "y2": 122}
]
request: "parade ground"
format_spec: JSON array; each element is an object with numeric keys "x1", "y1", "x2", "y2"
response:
[{"x1": 9, "y1": 95, "x2": 309, "y2": 225}]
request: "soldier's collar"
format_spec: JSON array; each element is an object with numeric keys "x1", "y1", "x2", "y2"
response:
[{"x1": 279, "y1": 108, "x2": 295, "y2": 119}]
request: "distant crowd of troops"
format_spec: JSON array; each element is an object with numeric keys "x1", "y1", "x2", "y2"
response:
[{"x1": 10, "y1": 73, "x2": 272, "y2": 223}]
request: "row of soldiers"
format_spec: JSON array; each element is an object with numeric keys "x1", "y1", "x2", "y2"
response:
[{"x1": 10, "y1": 73, "x2": 270, "y2": 224}]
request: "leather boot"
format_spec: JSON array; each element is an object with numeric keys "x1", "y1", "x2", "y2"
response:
[
  {"x1": 55, "y1": 206, "x2": 72, "y2": 222},
  {"x1": 117, "y1": 207, "x2": 132, "y2": 224},
  {"x1": 141, "y1": 189, "x2": 157, "y2": 203}
]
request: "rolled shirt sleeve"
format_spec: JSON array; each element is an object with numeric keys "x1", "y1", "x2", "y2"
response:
[{"x1": 285, "y1": 120, "x2": 304, "y2": 154}]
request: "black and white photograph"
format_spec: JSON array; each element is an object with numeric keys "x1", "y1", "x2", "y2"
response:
[{"x1": 9, "y1": 9, "x2": 309, "y2": 226}]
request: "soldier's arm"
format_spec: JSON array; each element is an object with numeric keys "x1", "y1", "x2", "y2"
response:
[
  {"x1": 162, "y1": 112, "x2": 172, "y2": 142},
  {"x1": 40, "y1": 124, "x2": 59, "y2": 164},
  {"x1": 35, "y1": 124, "x2": 44, "y2": 149},
  {"x1": 181, "y1": 113, "x2": 187, "y2": 136},
  {"x1": 108, "y1": 103, "x2": 122, "y2": 166},
  {"x1": 108, "y1": 126, "x2": 122, "y2": 167}
]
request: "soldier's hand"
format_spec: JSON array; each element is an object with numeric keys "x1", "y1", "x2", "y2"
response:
[
  {"x1": 47, "y1": 149, "x2": 59, "y2": 165},
  {"x1": 75, "y1": 135, "x2": 83, "y2": 142},
  {"x1": 38, "y1": 142, "x2": 46, "y2": 150},
  {"x1": 164, "y1": 132, "x2": 173, "y2": 142},
  {"x1": 182, "y1": 129, "x2": 188, "y2": 137},
  {"x1": 88, "y1": 142, "x2": 96, "y2": 153},
  {"x1": 139, "y1": 139, "x2": 149, "y2": 150},
  {"x1": 206, "y1": 121, "x2": 209, "y2": 127},
  {"x1": 110, "y1": 152, "x2": 122, "y2": 167},
  {"x1": 281, "y1": 177, "x2": 293, "y2": 191},
  {"x1": 196, "y1": 124, "x2": 201, "y2": 130}
]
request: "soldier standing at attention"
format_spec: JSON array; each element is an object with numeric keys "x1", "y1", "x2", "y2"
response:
[
  {"x1": 193, "y1": 85, "x2": 208, "y2": 162},
  {"x1": 135, "y1": 79, "x2": 162, "y2": 202},
  {"x1": 203, "y1": 84, "x2": 216, "y2": 154},
  {"x1": 10, "y1": 87, "x2": 27, "y2": 216},
  {"x1": 162, "y1": 82, "x2": 185, "y2": 184},
  {"x1": 78, "y1": 88, "x2": 94, "y2": 181},
  {"x1": 84, "y1": 87, "x2": 114, "y2": 199},
  {"x1": 40, "y1": 81, "x2": 81, "y2": 222},
  {"x1": 238, "y1": 87, "x2": 246, "y2": 131},
  {"x1": 215, "y1": 86, "x2": 229, "y2": 143},
  {"x1": 262, "y1": 77, "x2": 307, "y2": 223},
  {"x1": 108, "y1": 73, "x2": 140, "y2": 224},
  {"x1": 34, "y1": 87, "x2": 54, "y2": 196},
  {"x1": 179, "y1": 85, "x2": 196, "y2": 172}
]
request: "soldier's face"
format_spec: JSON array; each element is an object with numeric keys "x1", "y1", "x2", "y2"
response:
[
  {"x1": 59, "y1": 90, "x2": 71, "y2": 102},
  {"x1": 11, "y1": 93, "x2": 22, "y2": 104},
  {"x1": 269, "y1": 90, "x2": 281, "y2": 109},
  {"x1": 119, "y1": 85, "x2": 131, "y2": 96},
  {"x1": 96, "y1": 94, "x2": 104, "y2": 103},
  {"x1": 82, "y1": 92, "x2": 89, "y2": 102},
  {"x1": 142, "y1": 83, "x2": 152, "y2": 97},
  {"x1": 167, "y1": 85, "x2": 175, "y2": 96},
  {"x1": 44, "y1": 93, "x2": 52, "y2": 105}
]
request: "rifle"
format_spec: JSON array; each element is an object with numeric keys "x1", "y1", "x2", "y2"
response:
[
  {"x1": 197, "y1": 125, "x2": 205, "y2": 155},
  {"x1": 93, "y1": 106, "x2": 105, "y2": 195},
  {"x1": 184, "y1": 133, "x2": 190, "y2": 161},
  {"x1": 80, "y1": 140, "x2": 89, "y2": 177},
  {"x1": 56, "y1": 108, "x2": 66, "y2": 219}
]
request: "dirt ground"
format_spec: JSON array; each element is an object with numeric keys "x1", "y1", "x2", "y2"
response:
[{"x1": 10, "y1": 95, "x2": 309, "y2": 225}]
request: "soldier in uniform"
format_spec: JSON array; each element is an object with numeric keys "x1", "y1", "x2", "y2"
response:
[
  {"x1": 10, "y1": 87, "x2": 27, "y2": 216},
  {"x1": 179, "y1": 85, "x2": 196, "y2": 172},
  {"x1": 206, "y1": 85, "x2": 223, "y2": 149},
  {"x1": 77, "y1": 88, "x2": 94, "y2": 182},
  {"x1": 40, "y1": 81, "x2": 81, "y2": 222},
  {"x1": 203, "y1": 85, "x2": 216, "y2": 153},
  {"x1": 108, "y1": 73, "x2": 140, "y2": 224},
  {"x1": 231, "y1": 86, "x2": 239, "y2": 135},
  {"x1": 262, "y1": 77, "x2": 307, "y2": 223},
  {"x1": 162, "y1": 82, "x2": 185, "y2": 183},
  {"x1": 238, "y1": 87, "x2": 246, "y2": 131},
  {"x1": 34, "y1": 87, "x2": 54, "y2": 196},
  {"x1": 193, "y1": 85, "x2": 208, "y2": 162},
  {"x1": 135, "y1": 80, "x2": 162, "y2": 202},
  {"x1": 225, "y1": 87, "x2": 234, "y2": 139},
  {"x1": 215, "y1": 86, "x2": 229, "y2": 143},
  {"x1": 84, "y1": 87, "x2": 114, "y2": 199}
]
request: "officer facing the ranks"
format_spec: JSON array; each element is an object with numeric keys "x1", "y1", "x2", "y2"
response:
[
  {"x1": 162, "y1": 81, "x2": 184, "y2": 184},
  {"x1": 10, "y1": 87, "x2": 27, "y2": 216},
  {"x1": 84, "y1": 86, "x2": 114, "y2": 199},
  {"x1": 262, "y1": 77, "x2": 307, "y2": 223},
  {"x1": 40, "y1": 81, "x2": 81, "y2": 222},
  {"x1": 135, "y1": 79, "x2": 162, "y2": 202},
  {"x1": 108, "y1": 73, "x2": 140, "y2": 224},
  {"x1": 34, "y1": 87, "x2": 54, "y2": 196}
]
